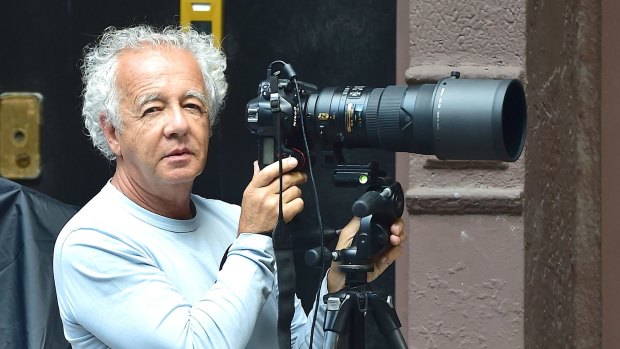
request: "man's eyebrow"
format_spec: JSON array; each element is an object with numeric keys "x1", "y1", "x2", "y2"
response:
[
  {"x1": 135, "y1": 93, "x2": 160, "y2": 109},
  {"x1": 186, "y1": 90, "x2": 209, "y2": 106}
]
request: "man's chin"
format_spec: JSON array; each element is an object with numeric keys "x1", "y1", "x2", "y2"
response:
[
  {"x1": 160, "y1": 170, "x2": 201, "y2": 186},
  {"x1": 157, "y1": 159, "x2": 205, "y2": 184}
]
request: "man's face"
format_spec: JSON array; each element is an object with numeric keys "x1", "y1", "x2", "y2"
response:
[{"x1": 108, "y1": 46, "x2": 210, "y2": 189}]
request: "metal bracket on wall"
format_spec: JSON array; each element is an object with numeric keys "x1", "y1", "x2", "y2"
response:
[
  {"x1": 180, "y1": 0, "x2": 223, "y2": 45},
  {"x1": 0, "y1": 92, "x2": 42, "y2": 179}
]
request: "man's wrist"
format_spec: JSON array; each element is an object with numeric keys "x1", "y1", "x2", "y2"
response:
[
  {"x1": 327, "y1": 265, "x2": 346, "y2": 293},
  {"x1": 239, "y1": 230, "x2": 273, "y2": 237}
]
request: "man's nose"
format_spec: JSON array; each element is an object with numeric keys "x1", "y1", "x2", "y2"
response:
[{"x1": 163, "y1": 106, "x2": 189, "y2": 137}]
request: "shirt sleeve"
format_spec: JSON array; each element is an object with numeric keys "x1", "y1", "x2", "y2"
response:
[
  {"x1": 291, "y1": 275, "x2": 330, "y2": 349},
  {"x1": 55, "y1": 230, "x2": 275, "y2": 349}
]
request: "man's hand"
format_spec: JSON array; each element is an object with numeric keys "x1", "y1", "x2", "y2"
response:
[
  {"x1": 238, "y1": 158, "x2": 307, "y2": 234},
  {"x1": 327, "y1": 217, "x2": 407, "y2": 292}
]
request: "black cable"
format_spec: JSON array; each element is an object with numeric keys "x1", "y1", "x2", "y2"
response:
[
  {"x1": 271, "y1": 63, "x2": 295, "y2": 349},
  {"x1": 269, "y1": 60, "x2": 286, "y2": 223},
  {"x1": 277, "y1": 111, "x2": 284, "y2": 222},
  {"x1": 290, "y1": 78, "x2": 326, "y2": 348},
  {"x1": 269, "y1": 61, "x2": 328, "y2": 348}
]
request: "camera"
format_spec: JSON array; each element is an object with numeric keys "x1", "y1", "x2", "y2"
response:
[
  {"x1": 246, "y1": 60, "x2": 527, "y2": 259},
  {"x1": 246, "y1": 61, "x2": 527, "y2": 174},
  {"x1": 246, "y1": 61, "x2": 526, "y2": 348}
]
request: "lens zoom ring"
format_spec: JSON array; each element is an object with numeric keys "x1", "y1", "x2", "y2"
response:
[
  {"x1": 365, "y1": 89, "x2": 383, "y2": 145},
  {"x1": 376, "y1": 86, "x2": 406, "y2": 149}
]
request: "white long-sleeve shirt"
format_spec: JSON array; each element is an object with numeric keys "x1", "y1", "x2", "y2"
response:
[{"x1": 53, "y1": 181, "x2": 327, "y2": 348}]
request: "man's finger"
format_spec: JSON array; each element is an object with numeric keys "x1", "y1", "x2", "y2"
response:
[
  {"x1": 378, "y1": 245, "x2": 403, "y2": 265},
  {"x1": 281, "y1": 197, "x2": 305, "y2": 222},
  {"x1": 335, "y1": 217, "x2": 360, "y2": 249},
  {"x1": 252, "y1": 157, "x2": 299, "y2": 187},
  {"x1": 390, "y1": 219, "x2": 404, "y2": 235},
  {"x1": 389, "y1": 234, "x2": 402, "y2": 246},
  {"x1": 280, "y1": 186, "x2": 303, "y2": 204}
]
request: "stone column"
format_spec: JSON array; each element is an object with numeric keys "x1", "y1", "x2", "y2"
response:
[
  {"x1": 525, "y1": 0, "x2": 601, "y2": 347},
  {"x1": 602, "y1": 0, "x2": 620, "y2": 347},
  {"x1": 398, "y1": 1, "x2": 526, "y2": 347}
]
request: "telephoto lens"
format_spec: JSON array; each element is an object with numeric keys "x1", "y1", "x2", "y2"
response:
[{"x1": 304, "y1": 75, "x2": 527, "y2": 162}]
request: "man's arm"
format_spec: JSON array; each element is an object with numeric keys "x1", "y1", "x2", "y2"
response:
[
  {"x1": 290, "y1": 277, "x2": 329, "y2": 349},
  {"x1": 55, "y1": 229, "x2": 275, "y2": 349}
]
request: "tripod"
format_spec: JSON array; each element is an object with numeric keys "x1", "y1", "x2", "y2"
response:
[{"x1": 321, "y1": 179, "x2": 408, "y2": 349}]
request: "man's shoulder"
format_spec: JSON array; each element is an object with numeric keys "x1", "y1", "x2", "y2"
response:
[
  {"x1": 55, "y1": 184, "x2": 131, "y2": 251},
  {"x1": 60, "y1": 184, "x2": 121, "y2": 229}
]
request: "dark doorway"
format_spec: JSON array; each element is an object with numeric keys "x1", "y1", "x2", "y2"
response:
[
  {"x1": 1, "y1": 1, "x2": 397, "y2": 347},
  {"x1": 217, "y1": 3, "x2": 397, "y2": 347}
]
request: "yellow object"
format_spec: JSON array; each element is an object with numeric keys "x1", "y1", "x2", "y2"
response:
[
  {"x1": 0, "y1": 92, "x2": 42, "y2": 179},
  {"x1": 180, "y1": 0, "x2": 223, "y2": 46}
]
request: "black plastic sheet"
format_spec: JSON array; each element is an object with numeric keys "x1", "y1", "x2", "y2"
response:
[{"x1": 0, "y1": 178, "x2": 78, "y2": 349}]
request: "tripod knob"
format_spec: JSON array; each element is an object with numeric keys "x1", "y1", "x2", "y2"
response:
[
  {"x1": 352, "y1": 191, "x2": 381, "y2": 217},
  {"x1": 304, "y1": 246, "x2": 336, "y2": 266},
  {"x1": 352, "y1": 188, "x2": 393, "y2": 217}
]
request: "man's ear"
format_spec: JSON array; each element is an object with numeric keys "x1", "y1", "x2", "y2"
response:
[{"x1": 100, "y1": 113, "x2": 121, "y2": 156}]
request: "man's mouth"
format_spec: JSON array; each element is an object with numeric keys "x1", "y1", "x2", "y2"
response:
[{"x1": 165, "y1": 148, "x2": 192, "y2": 158}]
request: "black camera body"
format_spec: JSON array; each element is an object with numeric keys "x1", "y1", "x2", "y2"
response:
[{"x1": 246, "y1": 75, "x2": 318, "y2": 170}]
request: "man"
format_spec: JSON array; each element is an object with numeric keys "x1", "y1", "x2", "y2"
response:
[{"x1": 53, "y1": 25, "x2": 406, "y2": 348}]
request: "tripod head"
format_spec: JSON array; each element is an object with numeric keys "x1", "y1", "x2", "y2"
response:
[
  {"x1": 338, "y1": 176, "x2": 404, "y2": 287},
  {"x1": 303, "y1": 163, "x2": 404, "y2": 278}
]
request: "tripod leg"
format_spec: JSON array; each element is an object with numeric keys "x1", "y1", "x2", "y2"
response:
[
  {"x1": 368, "y1": 293, "x2": 408, "y2": 349},
  {"x1": 349, "y1": 308, "x2": 365, "y2": 349},
  {"x1": 324, "y1": 295, "x2": 353, "y2": 349},
  {"x1": 324, "y1": 297, "x2": 343, "y2": 348},
  {"x1": 323, "y1": 294, "x2": 368, "y2": 349}
]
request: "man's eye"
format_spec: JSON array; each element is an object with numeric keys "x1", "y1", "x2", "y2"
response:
[
  {"x1": 185, "y1": 104, "x2": 204, "y2": 114},
  {"x1": 143, "y1": 107, "x2": 161, "y2": 116}
]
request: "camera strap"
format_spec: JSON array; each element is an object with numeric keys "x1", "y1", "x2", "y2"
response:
[
  {"x1": 270, "y1": 80, "x2": 297, "y2": 349},
  {"x1": 273, "y1": 220, "x2": 296, "y2": 349}
]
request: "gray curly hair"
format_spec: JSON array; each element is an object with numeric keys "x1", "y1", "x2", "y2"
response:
[{"x1": 81, "y1": 25, "x2": 228, "y2": 160}]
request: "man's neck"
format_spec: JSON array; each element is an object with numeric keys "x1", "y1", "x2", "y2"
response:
[{"x1": 110, "y1": 173, "x2": 195, "y2": 220}]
